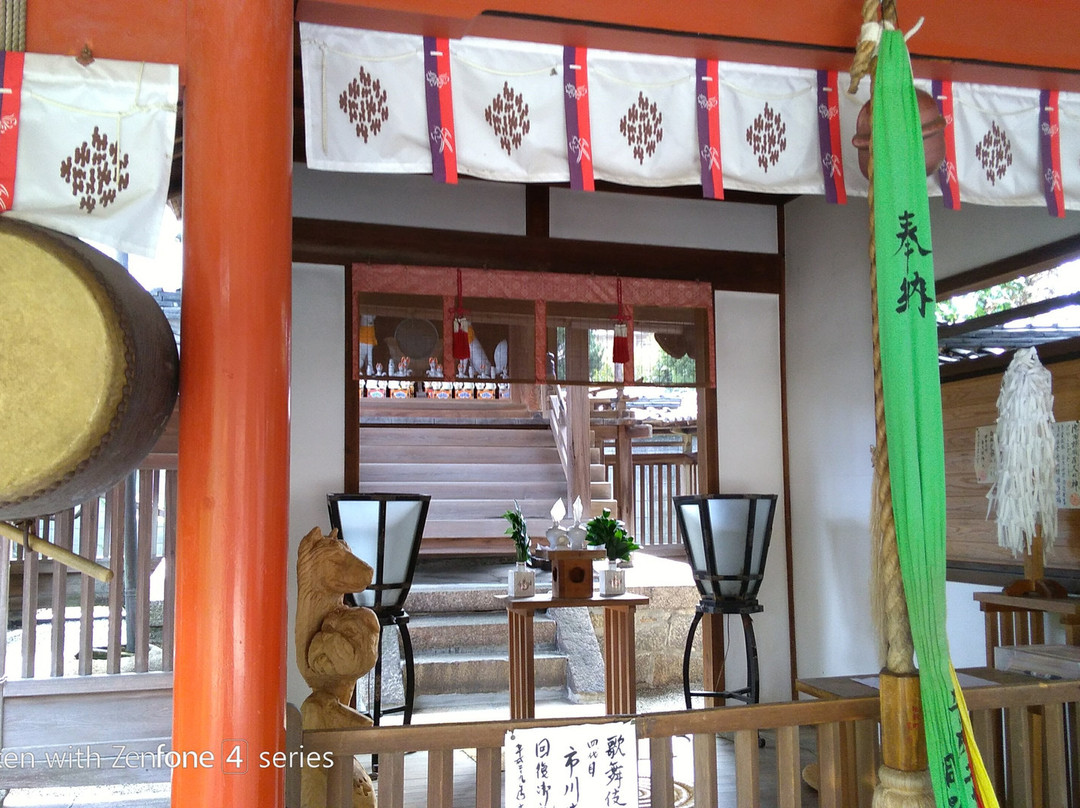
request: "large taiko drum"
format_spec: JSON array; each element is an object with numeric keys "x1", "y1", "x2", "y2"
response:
[{"x1": 0, "y1": 218, "x2": 180, "y2": 520}]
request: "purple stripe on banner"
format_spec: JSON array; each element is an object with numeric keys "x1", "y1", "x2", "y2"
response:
[
  {"x1": 816, "y1": 70, "x2": 837, "y2": 204},
  {"x1": 696, "y1": 59, "x2": 714, "y2": 199},
  {"x1": 423, "y1": 36, "x2": 445, "y2": 184},
  {"x1": 563, "y1": 46, "x2": 582, "y2": 191},
  {"x1": 1039, "y1": 89, "x2": 1059, "y2": 217}
]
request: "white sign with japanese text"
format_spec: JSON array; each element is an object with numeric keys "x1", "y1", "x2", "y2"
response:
[{"x1": 504, "y1": 721, "x2": 638, "y2": 808}]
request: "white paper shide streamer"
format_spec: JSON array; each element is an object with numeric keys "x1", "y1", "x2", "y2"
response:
[{"x1": 988, "y1": 347, "x2": 1057, "y2": 555}]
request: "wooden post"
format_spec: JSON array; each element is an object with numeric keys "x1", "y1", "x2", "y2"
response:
[
  {"x1": 172, "y1": 0, "x2": 293, "y2": 804},
  {"x1": 566, "y1": 386, "x2": 592, "y2": 516},
  {"x1": 878, "y1": 672, "x2": 928, "y2": 773},
  {"x1": 614, "y1": 421, "x2": 634, "y2": 527}
]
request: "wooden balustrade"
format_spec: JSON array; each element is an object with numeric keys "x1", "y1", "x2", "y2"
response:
[
  {"x1": 1, "y1": 466, "x2": 177, "y2": 680},
  {"x1": 604, "y1": 452, "x2": 698, "y2": 550},
  {"x1": 299, "y1": 675, "x2": 1080, "y2": 808}
]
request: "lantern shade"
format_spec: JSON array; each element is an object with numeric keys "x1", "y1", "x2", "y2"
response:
[
  {"x1": 674, "y1": 494, "x2": 777, "y2": 605},
  {"x1": 327, "y1": 492, "x2": 430, "y2": 730},
  {"x1": 673, "y1": 493, "x2": 777, "y2": 710},
  {"x1": 327, "y1": 493, "x2": 430, "y2": 612}
]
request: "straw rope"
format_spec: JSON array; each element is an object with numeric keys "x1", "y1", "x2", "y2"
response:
[
  {"x1": 0, "y1": 0, "x2": 26, "y2": 51},
  {"x1": 852, "y1": 0, "x2": 916, "y2": 677}
]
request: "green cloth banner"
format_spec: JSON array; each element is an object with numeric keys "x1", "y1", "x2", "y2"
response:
[{"x1": 872, "y1": 30, "x2": 979, "y2": 808}]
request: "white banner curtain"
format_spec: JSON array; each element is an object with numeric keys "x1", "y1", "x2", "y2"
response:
[
  {"x1": 299, "y1": 23, "x2": 430, "y2": 174},
  {"x1": 7, "y1": 54, "x2": 178, "y2": 257},
  {"x1": 449, "y1": 37, "x2": 567, "y2": 183},
  {"x1": 952, "y1": 82, "x2": 1043, "y2": 208},
  {"x1": 718, "y1": 62, "x2": 821, "y2": 195},
  {"x1": 295, "y1": 22, "x2": 1080, "y2": 215},
  {"x1": 587, "y1": 49, "x2": 698, "y2": 187}
]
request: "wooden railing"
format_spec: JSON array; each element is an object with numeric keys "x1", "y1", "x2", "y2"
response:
[
  {"x1": 1, "y1": 466, "x2": 177, "y2": 680},
  {"x1": 298, "y1": 676, "x2": 1080, "y2": 808},
  {"x1": 605, "y1": 452, "x2": 698, "y2": 551}
]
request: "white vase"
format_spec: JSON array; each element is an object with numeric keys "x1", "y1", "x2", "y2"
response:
[
  {"x1": 509, "y1": 562, "x2": 535, "y2": 598},
  {"x1": 599, "y1": 559, "x2": 625, "y2": 597}
]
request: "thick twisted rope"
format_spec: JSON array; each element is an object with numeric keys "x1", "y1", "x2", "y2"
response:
[
  {"x1": 0, "y1": 0, "x2": 26, "y2": 52},
  {"x1": 851, "y1": 0, "x2": 916, "y2": 675}
]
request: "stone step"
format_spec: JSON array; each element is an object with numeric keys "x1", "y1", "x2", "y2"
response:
[
  {"x1": 415, "y1": 649, "x2": 567, "y2": 695},
  {"x1": 408, "y1": 612, "x2": 556, "y2": 655},
  {"x1": 360, "y1": 462, "x2": 566, "y2": 483},
  {"x1": 361, "y1": 444, "x2": 563, "y2": 465},
  {"x1": 370, "y1": 480, "x2": 566, "y2": 500},
  {"x1": 426, "y1": 498, "x2": 568, "y2": 520},
  {"x1": 407, "y1": 584, "x2": 518, "y2": 614},
  {"x1": 360, "y1": 425, "x2": 555, "y2": 448}
]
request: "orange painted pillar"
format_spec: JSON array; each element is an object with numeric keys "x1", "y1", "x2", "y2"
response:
[{"x1": 172, "y1": 0, "x2": 292, "y2": 804}]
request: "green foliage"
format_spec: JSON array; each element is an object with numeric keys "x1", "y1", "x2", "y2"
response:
[
  {"x1": 644, "y1": 351, "x2": 695, "y2": 385},
  {"x1": 588, "y1": 330, "x2": 615, "y2": 382},
  {"x1": 936, "y1": 278, "x2": 1033, "y2": 325},
  {"x1": 585, "y1": 508, "x2": 640, "y2": 562},
  {"x1": 502, "y1": 500, "x2": 530, "y2": 563}
]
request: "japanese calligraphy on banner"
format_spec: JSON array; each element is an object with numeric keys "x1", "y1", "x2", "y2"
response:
[
  {"x1": 975, "y1": 422, "x2": 1080, "y2": 509},
  {"x1": 4, "y1": 53, "x2": 178, "y2": 257},
  {"x1": 298, "y1": 22, "x2": 1080, "y2": 213},
  {"x1": 1056, "y1": 421, "x2": 1080, "y2": 509},
  {"x1": 505, "y1": 722, "x2": 638, "y2": 808}
]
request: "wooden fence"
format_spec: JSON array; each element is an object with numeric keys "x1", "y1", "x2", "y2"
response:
[
  {"x1": 0, "y1": 466, "x2": 177, "y2": 787},
  {"x1": 2, "y1": 467, "x2": 176, "y2": 679},
  {"x1": 604, "y1": 451, "x2": 698, "y2": 552},
  {"x1": 299, "y1": 676, "x2": 1080, "y2": 808}
]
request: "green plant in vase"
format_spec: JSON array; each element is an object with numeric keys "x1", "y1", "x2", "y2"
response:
[
  {"x1": 503, "y1": 500, "x2": 531, "y2": 564},
  {"x1": 585, "y1": 508, "x2": 640, "y2": 563}
]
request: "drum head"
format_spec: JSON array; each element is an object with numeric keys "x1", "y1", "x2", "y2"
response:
[{"x1": 0, "y1": 219, "x2": 179, "y2": 519}]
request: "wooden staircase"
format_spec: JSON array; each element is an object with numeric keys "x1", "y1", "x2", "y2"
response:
[{"x1": 358, "y1": 400, "x2": 614, "y2": 555}]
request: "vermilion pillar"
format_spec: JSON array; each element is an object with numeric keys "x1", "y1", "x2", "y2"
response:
[{"x1": 173, "y1": 0, "x2": 292, "y2": 805}]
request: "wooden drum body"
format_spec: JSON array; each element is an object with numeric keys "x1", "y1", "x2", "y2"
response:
[{"x1": 0, "y1": 218, "x2": 180, "y2": 520}]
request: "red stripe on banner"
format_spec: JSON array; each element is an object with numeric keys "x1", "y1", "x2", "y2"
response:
[
  {"x1": 936, "y1": 80, "x2": 960, "y2": 210},
  {"x1": 574, "y1": 47, "x2": 594, "y2": 192},
  {"x1": 0, "y1": 51, "x2": 24, "y2": 212},
  {"x1": 827, "y1": 70, "x2": 846, "y2": 204},
  {"x1": 436, "y1": 40, "x2": 457, "y2": 184},
  {"x1": 707, "y1": 60, "x2": 723, "y2": 199},
  {"x1": 1048, "y1": 90, "x2": 1065, "y2": 217}
]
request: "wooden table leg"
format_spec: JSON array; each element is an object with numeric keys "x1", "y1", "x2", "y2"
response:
[
  {"x1": 507, "y1": 608, "x2": 535, "y2": 720},
  {"x1": 604, "y1": 605, "x2": 637, "y2": 715}
]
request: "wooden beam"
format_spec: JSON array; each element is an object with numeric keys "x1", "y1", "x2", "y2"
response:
[
  {"x1": 936, "y1": 234, "x2": 1080, "y2": 298},
  {"x1": 938, "y1": 291, "x2": 1080, "y2": 338},
  {"x1": 939, "y1": 335, "x2": 1080, "y2": 382},
  {"x1": 293, "y1": 217, "x2": 782, "y2": 294}
]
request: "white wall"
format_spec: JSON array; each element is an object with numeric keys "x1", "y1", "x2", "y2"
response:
[
  {"x1": 784, "y1": 195, "x2": 1080, "y2": 680},
  {"x1": 714, "y1": 291, "x2": 790, "y2": 701},
  {"x1": 287, "y1": 263, "x2": 346, "y2": 706}
]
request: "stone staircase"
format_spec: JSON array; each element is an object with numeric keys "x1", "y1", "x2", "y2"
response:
[
  {"x1": 358, "y1": 401, "x2": 616, "y2": 554},
  {"x1": 355, "y1": 561, "x2": 608, "y2": 717}
]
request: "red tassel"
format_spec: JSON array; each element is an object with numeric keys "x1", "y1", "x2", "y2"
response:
[
  {"x1": 453, "y1": 315, "x2": 471, "y2": 360},
  {"x1": 612, "y1": 320, "x2": 630, "y2": 364}
]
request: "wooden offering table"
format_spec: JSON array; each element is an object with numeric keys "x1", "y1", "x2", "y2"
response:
[
  {"x1": 496, "y1": 592, "x2": 649, "y2": 720},
  {"x1": 974, "y1": 591, "x2": 1080, "y2": 664}
]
